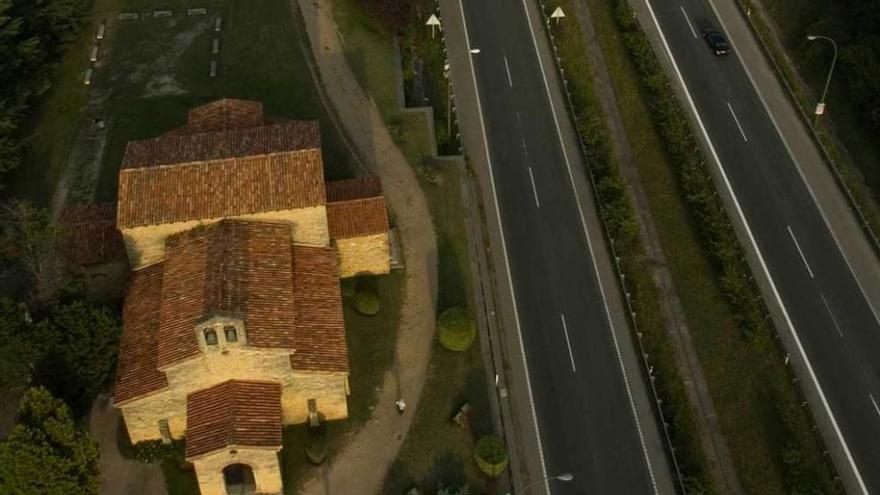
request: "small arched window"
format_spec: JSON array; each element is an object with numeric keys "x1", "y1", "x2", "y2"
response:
[
  {"x1": 204, "y1": 328, "x2": 218, "y2": 346},
  {"x1": 224, "y1": 325, "x2": 238, "y2": 343}
]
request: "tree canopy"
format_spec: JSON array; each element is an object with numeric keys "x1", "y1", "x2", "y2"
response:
[
  {"x1": 0, "y1": 387, "x2": 99, "y2": 495},
  {"x1": 437, "y1": 307, "x2": 476, "y2": 352}
]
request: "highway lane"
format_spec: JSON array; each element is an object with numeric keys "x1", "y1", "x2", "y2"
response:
[
  {"x1": 456, "y1": 0, "x2": 673, "y2": 492},
  {"x1": 646, "y1": 0, "x2": 880, "y2": 491}
]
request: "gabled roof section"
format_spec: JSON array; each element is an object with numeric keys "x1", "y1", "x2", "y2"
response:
[
  {"x1": 59, "y1": 203, "x2": 127, "y2": 266},
  {"x1": 185, "y1": 380, "x2": 282, "y2": 459},
  {"x1": 290, "y1": 244, "x2": 348, "y2": 372},
  {"x1": 168, "y1": 99, "x2": 265, "y2": 135},
  {"x1": 156, "y1": 220, "x2": 298, "y2": 369},
  {"x1": 325, "y1": 176, "x2": 389, "y2": 240},
  {"x1": 122, "y1": 120, "x2": 320, "y2": 170},
  {"x1": 114, "y1": 263, "x2": 169, "y2": 404}
]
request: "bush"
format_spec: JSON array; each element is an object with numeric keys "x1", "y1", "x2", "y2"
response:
[
  {"x1": 132, "y1": 439, "x2": 185, "y2": 465},
  {"x1": 473, "y1": 435, "x2": 508, "y2": 478},
  {"x1": 436, "y1": 307, "x2": 476, "y2": 352},
  {"x1": 353, "y1": 288, "x2": 381, "y2": 315},
  {"x1": 305, "y1": 428, "x2": 328, "y2": 465}
]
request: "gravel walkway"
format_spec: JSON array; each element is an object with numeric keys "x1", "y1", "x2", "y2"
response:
[{"x1": 293, "y1": 0, "x2": 439, "y2": 493}]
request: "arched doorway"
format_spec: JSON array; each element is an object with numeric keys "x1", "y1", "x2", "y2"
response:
[{"x1": 223, "y1": 463, "x2": 256, "y2": 495}]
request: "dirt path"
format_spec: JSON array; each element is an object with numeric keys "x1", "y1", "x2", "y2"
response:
[
  {"x1": 572, "y1": 1, "x2": 744, "y2": 493},
  {"x1": 88, "y1": 394, "x2": 168, "y2": 495},
  {"x1": 293, "y1": 0, "x2": 439, "y2": 493}
]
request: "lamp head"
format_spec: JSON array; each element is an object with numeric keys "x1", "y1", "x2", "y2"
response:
[
  {"x1": 469, "y1": 48, "x2": 481, "y2": 54},
  {"x1": 556, "y1": 473, "x2": 574, "y2": 482},
  {"x1": 807, "y1": 35, "x2": 817, "y2": 40}
]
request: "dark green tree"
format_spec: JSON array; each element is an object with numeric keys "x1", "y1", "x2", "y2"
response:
[{"x1": 0, "y1": 387, "x2": 99, "y2": 495}]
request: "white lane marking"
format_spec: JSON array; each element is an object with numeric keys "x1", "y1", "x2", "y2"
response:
[
  {"x1": 727, "y1": 102, "x2": 748, "y2": 142},
  {"x1": 871, "y1": 394, "x2": 880, "y2": 419},
  {"x1": 519, "y1": 0, "x2": 659, "y2": 491},
  {"x1": 455, "y1": 0, "x2": 551, "y2": 489},
  {"x1": 642, "y1": 1, "x2": 869, "y2": 491},
  {"x1": 819, "y1": 292, "x2": 844, "y2": 338},
  {"x1": 528, "y1": 166, "x2": 541, "y2": 208},
  {"x1": 560, "y1": 314, "x2": 577, "y2": 372},
  {"x1": 679, "y1": 6, "x2": 697, "y2": 38},
  {"x1": 504, "y1": 56, "x2": 513, "y2": 87},
  {"x1": 705, "y1": 0, "x2": 880, "y2": 333},
  {"x1": 787, "y1": 225, "x2": 815, "y2": 278}
]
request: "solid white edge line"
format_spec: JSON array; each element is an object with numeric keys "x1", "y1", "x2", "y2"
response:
[
  {"x1": 726, "y1": 101, "x2": 748, "y2": 142},
  {"x1": 519, "y1": 0, "x2": 659, "y2": 491},
  {"x1": 528, "y1": 166, "x2": 541, "y2": 207},
  {"x1": 455, "y1": 0, "x2": 552, "y2": 491},
  {"x1": 642, "y1": 1, "x2": 869, "y2": 492},
  {"x1": 504, "y1": 55, "x2": 514, "y2": 87},
  {"x1": 705, "y1": 0, "x2": 880, "y2": 332},
  {"x1": 787, "y1": 225, "x2": 815, "y2": 278},
  {"x1": 679, "y1": 6, "x2": 697, "y2": 39},
  {"x1": 819, "y1": 292, "x2": 843, "y2": 338},
  {"x1": 560, "y1": 314, "x2": 577, "y2": 372}
]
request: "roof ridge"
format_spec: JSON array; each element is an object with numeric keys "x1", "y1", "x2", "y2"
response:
[{"x1": 119, "y1": 148, "x2": 320, "y2": 173}]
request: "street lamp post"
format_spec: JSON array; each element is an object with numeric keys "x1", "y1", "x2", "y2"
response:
[
  {"x1": 513, "y1": 472, "x2": 575, "y2": 493},
  {"x1": 806, "y1": 34, "x2": 838, "y2": 124},
  {"x1": 444, "y1": 48, "x2": 481, "y2": 140}
]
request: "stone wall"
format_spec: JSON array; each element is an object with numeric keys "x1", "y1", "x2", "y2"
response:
[
  {"x1": 191, "y1": 447, "x2": 282, "y2": 495},
  {"x1": 120, "y1": 346, "x2": 349, "y2": 443},
  {"x1": 121, "y1": 206, "x2": 330, "y2": 269},
  {"x1": 336, "y1": 232, "x2": 391, "y2": 278}
]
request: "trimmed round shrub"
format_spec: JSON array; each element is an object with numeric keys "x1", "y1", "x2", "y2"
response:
[
  {"x1": 474, "y1": 435, "x2": 508, "y2": 478},
  {"x1": 437, "y1": 307, "x2": 476, "y2": 352},
  {"x1": 353, "y1": 289, "x2": 380, "y2": 316}
]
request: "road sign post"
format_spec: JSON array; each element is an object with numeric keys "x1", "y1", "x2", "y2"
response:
[
  {"x1": 426, "y1": 14, "x2": 441, "y2": 39},
  {"x1": 550, "y1": 6, "x2": 566, "y2": 25}
]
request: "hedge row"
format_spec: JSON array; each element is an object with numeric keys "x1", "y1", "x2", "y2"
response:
[
  {"x1": 609, "y1": 1, "x2": 836, "y2": 491},
  {"x1": 543, "y1": 2, "x2": 713, "y2": 491}
]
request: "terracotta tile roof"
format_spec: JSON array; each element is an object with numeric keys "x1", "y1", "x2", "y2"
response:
[
  {"x1": 167, "y1": 99, "x2": 265, "y2": 135},
  {"x1": 122, "y1": 120, "x2": 320, "y2": 170},
  {"x1": 290, "y1": 244, "x2": 348, "y2": 372},
  {"x1": 327, "y1": 197, "x2": 390, "y2": 240},
  {"x1": 114, "y1": 263, "x2": 169, "y2": 405},
  {"x1": 117, "y1": 149, "x2": 326, "y2": 229},
  {"x1": 156, "y1": 220, "x2": 299, "y2": 369},
  {"x1": 185, "y1": 380, "x2": 282, "y2": 459},
  {"x1": 58, "y1": 203, "x2": 127, "y2": 266},
  {"x1": 325, "y1": 176, "x2": 382, "y2": 203}
]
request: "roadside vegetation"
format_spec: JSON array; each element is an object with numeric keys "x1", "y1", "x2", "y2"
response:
[
  {"x1": 546, "y1": 0, "x2": 839, "y2": 491},
  {"x1": 736, "y1": 0, "x2": 880, "y2": 248},
  {"x1": 330, "y1": 0, "x2": 496, "y2": 491}
]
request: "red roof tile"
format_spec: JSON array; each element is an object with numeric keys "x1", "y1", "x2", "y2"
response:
[
  {"x1": 117, "y1": 149, "x2": 326, "y2": 229},
  {"x1": 185, "y1": 380, "x2": 281, "y2": 458},
  {"x1": 59, "y1": 203, "x2": 127, "y2": 266},
  {"x1": 114, "y1": 264, "x2": 169, "y2": 404},
  {"x1": 170, "y1": 99, "x2": 264, "y2": 135},
  {"x1": 325, "y1": 176, "x2": 382, "y2": 203},
  {"x1": 326, "y1": 197, "x2": 390, "y2": 240},
  {"x1": 156, "y1": 220, "x2": 299, "y2": 369},
  {"x1": 122, "y1": 120, "x2": 320, "y2": 169}
]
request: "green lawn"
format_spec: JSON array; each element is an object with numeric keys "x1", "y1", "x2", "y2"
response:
[
  {"x1": 583, "y1": 0, "x2": 837, "y2": 492},
  {"x1": 10, "y1": 0, "x2": 354, "y2": 208},
  {"x1": 329, "y1": 0, "x2": 493, "y2": 491},
  {"x1": 281, "y1": 271, "x2": 405, "y2": 493}
]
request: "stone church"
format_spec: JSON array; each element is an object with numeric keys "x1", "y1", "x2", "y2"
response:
[{"x1": 112, "y1": 99, "x2": 391, "y2": 494}]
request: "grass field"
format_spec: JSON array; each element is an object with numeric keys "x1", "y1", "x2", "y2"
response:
[
  {"x1": 329, "y1": 0, "x2": 493, "y2": 491},
  {"x1": 582, "y1": 0, "x2": 836, "y2": 492},
  {"x1": 10, "y1": 0, "x2": 355, "y2": 208}
]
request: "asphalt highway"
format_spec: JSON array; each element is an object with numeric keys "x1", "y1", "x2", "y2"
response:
[
  {"x1": 645, "y1": 1, "x2": 880, "y2": 492},
  {"x1": 455, "y1": 0, "x2": 672, "y2": 492}
]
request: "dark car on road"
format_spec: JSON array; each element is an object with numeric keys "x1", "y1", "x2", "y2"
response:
[{"x1": 702, "y1": 27, "x2": 731, "y2": 55}]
